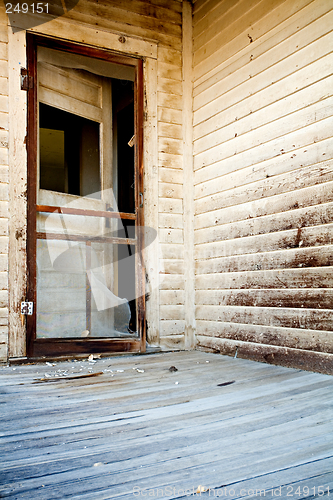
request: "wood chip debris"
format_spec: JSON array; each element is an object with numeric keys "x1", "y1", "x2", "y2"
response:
[
  {"x1": 34, "y1": 372, "x2": 104, "y2": 383},
  {"x1": 196, "y1": 485, "x2": 209, "y2": 493},
  {"x1": 169, "y1": 366, "x2": 178, "y2": 372}
]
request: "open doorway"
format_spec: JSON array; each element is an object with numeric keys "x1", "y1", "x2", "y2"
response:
[{"x1": 26, "y1": 35, "x2": 145, "y2": 358}]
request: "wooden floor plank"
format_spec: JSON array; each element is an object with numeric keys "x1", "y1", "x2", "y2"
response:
[{"x1": 0, "y1": 351, "x2": 332, "y2": 499}]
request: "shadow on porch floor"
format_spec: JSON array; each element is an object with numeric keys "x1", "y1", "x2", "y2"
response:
[{"x1": 0, "y1": 351, "x2": 332, "y2": 499}]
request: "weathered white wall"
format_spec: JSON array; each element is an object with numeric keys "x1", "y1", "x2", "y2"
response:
[
  {"x1": 192, "y1": 0, "x2": 333, "y2": 371},
  {"x1": 0, "y1": 6, "x2": 8, "y2": 363}
]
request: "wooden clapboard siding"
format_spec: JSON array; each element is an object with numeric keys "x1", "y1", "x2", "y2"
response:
[
  {"x1": 193, "y1": 0, "x2": 333, "y2": 368},
  {"x1": 0, "y1": 9, "x2": 8, "y2": 363},
  {"x1": 47, "y1": 0, "x2": 183, "y2": 50},
  {"x1": 194, "y1": 0, "x2": 330, "y2": 85}
]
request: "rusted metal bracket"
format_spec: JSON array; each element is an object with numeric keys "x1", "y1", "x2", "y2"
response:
[
  {"x1": 20, "y1": 68, "x2": 34, "y2": 91},
  {"x1": 21, "y1": 302, "x2": 33, "y2": 315}
]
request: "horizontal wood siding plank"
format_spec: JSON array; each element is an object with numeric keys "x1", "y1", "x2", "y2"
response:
[
  {"x1": 157, "y1": 107, "x2": 182, "y2": 125},
  {"x1": 0, "y1": 60, "x2": 8, "y2": 79},
  {"x1": 196, "y1": 335, "x2": 333, "y2": 372},
  {"x1": 0, "y1": 41, "x2": 7, "y2": 61},
  {"x1": 195, "y1": 267, "x2": 333, "y2": 290},
  {"x1": 159, "y1": 275, "x2": 185, "y2": 290},
  {"x1": 160, "y1": 305, "x2": 185, "y2": 320},
  {"x1": 0, "y1": 271, "x2": 8, "y2": 290},
  {"x1": 0, "y1": 342, "x2": 7, "y2": 361},
  {"x1": 160, "y1": 259, "x2": 184, "y2": 274},
  {"x1": 0, "y1": 21, "x2": 7, "y2": 41},
  {"x1": 158, "y1": 152, "x2": 183, "y2": 169},
  {"x1": 0, "y1": 112, "x2": 8, "y2": 131},
  {"x1": 159, "y1": 182, "x2": 183, "y2": 199},
  {"x1": 158, "y1": 61, "x2": 182, "y2": 81},
  {"x1": 160, "y1": 289, "x2": 185, "y2": 305},
  {"x1": 157, "y1": 92, "x2": 183, "y2": 110},
  {"x1": 194, "y1": 169, "x2": 333, "y2": 216},
  {"x1": 159, "y1": 198, "x2": 183, "y2": 214},
  {"x1": 0, "y1": 147, "x2": 8, "y2": 166},
  {"x1": 195, "y1": 224, "x2": 333, "y2": 260},
  {"x1": 195, "y1": 201, "x2": 333, "y2": 245},
  {"x1": 196, "y1": 321, "x2": 333, "y2": 353},
  {"x1": 195, "y1": 245, "x2": 332, "y2": 274},
  {"x1": 159, "y1": 213, "x2": 184, "y2": 229},
  {"x1": 0, "y1": 77, "x2": 8, "y2": 96},
  {"x1": 159, "y1": 243, "x2": 184, "y2": 260},
  {"x1": 159, "y1": 228, "x2": 183, "y2": 244},
  {"x1": 70, "y1": 0, "x2": 183, "y2": 25},
  {"x1": 195, "y1": 305, "x2": 333, "y2": 331},
  {"x1": 158, "y1": 166, "x2": 183, "y2": 184},
  {"x1": 158, "y1": 122, "x2": 182, "y2": 140},
  {"x1": 0, "y1": 325, "x2": 8, "y2": 343},
  {"x1": 157, "y1": 77, "x2": 183, "y2": 96},
  {"x1": 159, "y1": 334, "x2": 184, "y2": 347},
  {"x1": 0, "y1": 289, "x2": 7, "y2": 307},
  {"x1": 0, "y1": 235, "x2": 8, "y2": 254},
  {"x1": 0, "y1": 95, "x2": 8, "y2": 114},
  {"x1": 157, "y1": 47, "x2": 182, "y2": 66},
  {"x1": 159, "y1": 137, "x2": 183, "y2": 156},
  {"x1": 159, "y1": 320, "x2": 185, "y2": 336},
  {"x1": 195, "y1": 289, "x2": 333, "y2": 309}
]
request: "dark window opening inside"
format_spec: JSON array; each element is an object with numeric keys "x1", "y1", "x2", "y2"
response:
[{"x1": 39, "y1": 103, "x2": 100, "y2": 197}]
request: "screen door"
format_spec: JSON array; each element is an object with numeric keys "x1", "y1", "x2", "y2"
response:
[{"x1": 26, "y1": 35, "x2": 145, "y2": 357}]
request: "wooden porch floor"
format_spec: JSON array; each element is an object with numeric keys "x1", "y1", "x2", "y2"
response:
[{"x1": 0, "y1": 351, "x2": 332, "y2": 499}]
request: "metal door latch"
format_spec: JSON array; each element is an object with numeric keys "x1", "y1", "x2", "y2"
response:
[{"x1": 21, "y1": 302, "x2": 33, "y2": 315}]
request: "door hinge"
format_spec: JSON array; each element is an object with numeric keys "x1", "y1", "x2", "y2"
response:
[
  {"x1": 20, "y1": 68, "x2": 33, "y2": 91},
  {"x1": 21, "y1": 301, "x2": 33, "y2": 315}
]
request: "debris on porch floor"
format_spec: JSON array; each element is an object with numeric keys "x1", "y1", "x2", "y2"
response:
[{"x1": 0, "y1": 351, "x2": 332, "y2": 499}]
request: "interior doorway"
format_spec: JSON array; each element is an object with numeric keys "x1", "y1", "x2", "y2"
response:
[{"x1": 26, "y1": 35, "x2": 145, "y2": 358}]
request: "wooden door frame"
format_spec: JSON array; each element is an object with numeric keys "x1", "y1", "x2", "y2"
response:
[{"x1": 26, "y1": 33, "x2": 146, "y2": 358}]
